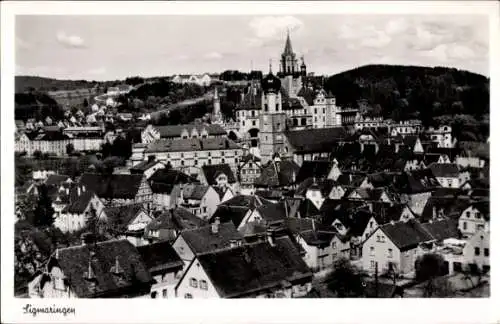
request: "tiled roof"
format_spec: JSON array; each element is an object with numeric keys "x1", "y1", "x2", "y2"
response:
[
  {"x1": 50, "y1": 240, "x2": 152, "y2": 298},
  {"x1": 45, "y1": 174, "x2": 71, "y2": 187},
  {"x1": 420, "y1": 197, "x2": 471, "y2": 222},
  {"x1": 103, "y1": 204, "x2": 146, "y2": 232},
  {"x1": 149, "y1": 169, "x2": 198, "y2": 194},
  {"x1": 211, "y1": 205, "x2": 250, "y2": 228},
  {"x1": 147, "y1": 207, "x2": 205, "y2": 232},
  {"x1": 420, "y1": 218, "x2": 460, "y2": 241},
  {"x1": 145, "y1": 137, "x2": 240, "y2": 153},
  {"x1": 254, "y1": 160, "x2": 299, "y2": 188},
  {"x1": 378, "y1": 219, "x2": 434, "y2": 252},
  {"x1": 137, "y1": 241, "x2": 183, "y2": 274},
  {"x1": 428, "y1": 163, "x2": 460, "y2": 178},
  {"x1": 255, "y1": 201, "x2": 289, "y2": 224},
  {"x1": 394, "y1": 169, "x2": 440, "y2": 194},
  {"x1": 194, "y1": 240, "x2": 312, "y2": 298},
  {"x1": 285, "y1": 127, "x2": 349, "y2": 153},
  {"x1": 79, "y1": 173, "x2": 144, "y2": 200},
  {"x1": 180, "y1": 222, "x2": 243, "y2": 255},
  {"x1": 130, "y1": 159, "x2": 162, "y2": 173},
  {"x1": 201, "y1": 164, "x2": 236, "y2": 185},
  {"x1": 182, "y1": 184, "x2": 210, "y2": 200},
  {"x1": 61, "y1": 190, "x2": 95, "y2": 214},
  {"x1": 297, "y1": 87, "x2": 315, "y2": 105},
  {"x1": 152, "y1": 124, "x2": 227, "y2": 138}
]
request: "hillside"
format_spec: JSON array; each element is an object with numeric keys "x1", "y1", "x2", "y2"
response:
[
  {"x1": 15, "y1": 76, "x2": 99, "y2": 93},
  {"x1": 15, "y1": 92, "x2": 64, "y2": 121},
  {"x1": 324, "y1": 64, "x2": 490, "y2": 126}
]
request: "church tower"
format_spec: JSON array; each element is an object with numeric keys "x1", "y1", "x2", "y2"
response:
[
  {"x1": 278, "y1": 30, "x2": 304, "y2": 98},
  {"x1": 212, "y1": 87, "x2": 223, "y2": 124},
  {"x1": 259, "y1": 62, "x2": 287, "y2": 165}
]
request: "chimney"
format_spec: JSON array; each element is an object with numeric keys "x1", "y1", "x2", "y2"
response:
[
  {"x1": 266, "y1": 228, "x2": 276, "y2": 246},
  {"x1": 390, "y1": 220, "x2": 395, "y2": 226},
  {"x1": 432, "y1": 206, "x2": 437, "y2": 219},
  {"x1": 311, "y1": 218, "x2": 316, "y2": 232},
  {"x1": 82, "y1": 185, "x2": 86, "y2": 192},
  {"x1": 211, "y1": 217, "x2": 220, "y2": 234},
  {"x1": 77, "y1": 186, "x2": 81, "y2": 196},
  {"x1": 229, "y1": 239, "x2": 239, "y2": 248}
]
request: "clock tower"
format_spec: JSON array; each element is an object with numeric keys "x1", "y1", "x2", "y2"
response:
[{"x1": 259, "y1": 62, "x2": 287, "y2": 164}]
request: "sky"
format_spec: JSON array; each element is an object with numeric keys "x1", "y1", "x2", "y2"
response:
[{"x1": 15, "y1": 14, "x2": 490, "y2": 81}]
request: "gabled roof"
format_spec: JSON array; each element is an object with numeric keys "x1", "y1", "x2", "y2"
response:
[
  {"x1": 152, "y1": 124, "x2": 227, "y2": 139},
  {"x1": 45, "y1": 174, "x2": 71, "y2": 187},
  {"x1": 296, "y1": 87, "x2": 315, "y2": 105},
  {"x1": 201, "y1": 164, "x2": 236, "y2": 185},
  {"x1": 137, "y1": 241, "x2": 184, "y2": 274},
  {"x1": 298, "y1": 199, "x2": 321, "y2": 218},
  {"x1": 255, "y1": 201, "x2": 289, "y2": 223},
  {"x1": 420, "y1": 218, "x2": 460, "y2": 241},
  {"x1": 180, "y1": 222, "x2": 243, "y2": 255},
  {"x1": 371, "y1": 203, "x2": 413, "y2": 225},
  {"x1": 79, "y1": 173, "x2": 144, "y2": 199},
  {"x1": 378, "y1": 219, "x2": 434, "y2": 251},
  {"x1": 284, "y1": 127, "x2": 349, "y2": 153},
  {"x1": 130, "y1": 159, "x2": 163, "y2": 173},
  {"x1": 295, "y1": 177, "x2": 335, "y2": 197},
  {"x1": 61, "y1": 190, "x2": 95, "y2": 214},
  {"x1": 50, "y1": 240, "x2": 152, "y2": 298},
  {"x1": 420, "y1": 197, "x2": 471, "y2": 222},
  {"x1": 254, "y1": 160, "x2": 299, "y2": 188},
  {"x1": 147, "y1": 207, "x2": 206, "y2": 232},
  {"x1": 194, "y1": 240, "x2": 312, "y2": 298},
  {"x1": 181, "y1": 183, "x2": 210, "y2": 200},
  {"x1": 149, "y1": 168, "x2": 198, "y2": 194},
  {"x1": 103, "y1": 204, "x2": 146, "y2": 232},
  {"x1": 394, "y1": 169, "x2": 440, "y2": 194},
  {"x1": 145, "y1": 137, "x2": 240, "y2": 153}
]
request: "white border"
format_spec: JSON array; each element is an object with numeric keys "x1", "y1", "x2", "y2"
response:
[{"x1": 2, "y1": 1, "x2": 499, "y2": 324}]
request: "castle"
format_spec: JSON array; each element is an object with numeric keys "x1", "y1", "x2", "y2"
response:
[{"x1": 212, "y1": 31, "x2": 358, "y2": 164}]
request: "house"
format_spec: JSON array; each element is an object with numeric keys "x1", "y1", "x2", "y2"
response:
[
  {"x1": 148, "y1": 168, "x2": 198, "y2": 210},
  {"x1": 242, "y1": 201, "x2": 289, "y2": 230},
  {"x1": 394, "y1": 169, "x2": 440, "y2": 216},
  {"x1": 254, "y1": 158, "x2": 300, "y2": 190},
  {"x1": 145, "y1": 207, "x2": 206, "y2": 243},
  {"x1": 78, "y1": 173, "x2": 153, "y2": 208},
  {"x1": 462, "y1": 229, "x2": 490, "y2": 274},
  {"x1": 295, "y1": 177, "x2": 336, "y2": 210},
  {"x1": 172, "y1": 219, "x2": 244, "y2": 267},
  {"x1": 171, "y1": 184, "x2": 220, "y2": 221},
  {"x1": 54, "y1": 186, "x2": 105, "y2": 233},
  {"x1": 295, "y1": 160, "x2": 341, "y2": 183},
  {"x1": 428, "y1": 163, "x2": 460, "y2": 188},
  {"x1": 175, "y1": 238, "x2": 313, "y2": 298},
  {"x1": 28, "y1": 239, "x2": 153, "y2": 298},
  {"x1": 210, "y1": 194, "x2": 273, "y2": 229},
  {"x1": 129, "y1": 157, "x2": 166, "y2": 179},
  {"x1": 102, "y1": 204, "x2": 154, "y2": 246},
  {"x1": 137, "y1": 241, "x2": 184, "y2": 298},
  {"x1": 238, "y1": 154, "x2": 262, "y2": 194},
  {"x1": 458, "y1": 201, "x2": 490, "y2": 238},
  {"x1": 287, "y1": 217, "x2": 349, "y2": 271},
  {"x1": 199, "y1": 163, "x2": 238, "y2": 192},
  {"x1": 141, "y1": 123, "x2": 227, "y2": 144},
  {"x1": 362, "y1": 219, "x2": 434, "y2": 276}
]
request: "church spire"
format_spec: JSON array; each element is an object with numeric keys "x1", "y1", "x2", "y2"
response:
[
  {"x1": 269, "y1": 59, "x2": 273, "y2": 74},
  {"x1": 283, "y1": 29, "x2": 293, "y2": 55}
]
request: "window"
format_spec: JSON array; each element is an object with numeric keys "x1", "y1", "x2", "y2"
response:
[
  {"x1": 162, "y1": 289, "x2": 167, "y2": 298},
  {"x1": 474, "y1": 247, "x2": 480, "y2": 256},
  {"x1": 184, "y1": 293, "x2": 193, "y2": 299},
  {"x1": 448, "y1": 180, "x2": 453, "y2": 187},
  {"x1": 200, "y1": 280, "x2": 208, "y2": 290},
  {"x1": 203, "y1": 207, "x2": 207, "y2": 213},
  {"x1": 370, "y1": 246, "x2": 375, "y2": 256},
  {"x1": 463, "y1": 222, "x2": 468, "y2": 230},
  {"x1": 332, "y1": 241, "x2": 337, "y2": 249},
  {"x1": 221, "y1": 158, "x2": 225, "y2": 164},
  {"x1": 190, "y1": 278, "x2": 198, "y2": 288},
  {"x1": 475, "y1": 212, "x2": 481, "y2": 219},
  {"x1": 477, "y1": 224, "x2": 484, "y2": 231},
  {"x1": 54, "y1": 277, "x2": 66, "y2": 291},
  {"x1": 369, "y1": 221, "x2": 374, "y2": 229},
  {"x1": 388, "y1": 249, "x2": 393, "y2": 258},
  {"x1": 484, "y1": 248, "x2": 489, "y2": 257},
  {"x1": 150, "y1": 291, "x2": 158, "y2": 299},
  {"x1": 252, "y1": 120, "x2": 256, "y2": 126},
  {"x1": 370, "y1": 260, "x2": 376, "y2": 269},
  {"x1": 181, "y1": 160, "x2": 185, "y2": 166},
  {"x1": 466, "y1": 212, "x2": 471, "y2": 218}
]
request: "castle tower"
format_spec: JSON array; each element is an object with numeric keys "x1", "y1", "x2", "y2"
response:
[
  {"x1": 212, "y1": 87, "x2": 223, "y2": 124},
  {"x1": 259, "y1": 62, "x2": 287, "y2": 164}
]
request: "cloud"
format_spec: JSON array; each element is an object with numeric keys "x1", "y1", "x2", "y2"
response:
[
  {"x1": 249, "y1": 16, "x2": 304, "y2": 39},
  {"x1": 204, "y1": 51, "x2": 223, "y2": 60},
  {"x1": 56, "y1": 31, "x2": 86, "y2": 48},
  {"x1": 87, "y1": 67, "x2": 106, "y2": 75}
]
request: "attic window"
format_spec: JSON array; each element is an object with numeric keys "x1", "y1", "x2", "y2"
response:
[{"x1": 190, "y1": 278, "x2": 198, "y2": 288}]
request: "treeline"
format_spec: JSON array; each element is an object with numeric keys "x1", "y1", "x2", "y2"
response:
[
  {"x1": 220, "y1": 70, "x2": 263, "y2": 82},
  {"x1": 15, "y1": 76, "x2": 98, "y2": 93},
  {"x1": 15, "y1": 92, "x2": 65, "y2": 121},
  {"x1": 153, "y1": 100, "x2": 212, "y2": 126},
  {"x1": 324, "y1": 64, "x2": 490, "y2": 126}
]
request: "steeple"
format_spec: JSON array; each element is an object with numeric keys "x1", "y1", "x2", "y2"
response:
[
  {"x1": 283, "y1": 29, "x2": 293, "y2": 55},
  {"x1": 269, "y1": 59, "x2": 273, "y2": 74}
]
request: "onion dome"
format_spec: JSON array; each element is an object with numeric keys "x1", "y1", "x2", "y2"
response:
[{"x1": 261, "y1": 72, "x2": 281, "y2": 93}]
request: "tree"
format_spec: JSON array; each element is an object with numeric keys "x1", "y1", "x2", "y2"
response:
[
  {"x1": 415, "y1": 253, "x2": 448, "y2": 297},
  {"x1": 66, "y1": 143, "x2": 75, "y2": 155},
  {"x1": 83, "y1": 98, "x2": 89, "y2": 108},
  {"x1": 326, "y1": 258, "x2": 366, "y2": 297},
  {"x1": 33, "y1": 150, "x2": 42, "y2": 160},
  {"x1": 33, "y1": 184, "x2": 55, "y2": 228}
]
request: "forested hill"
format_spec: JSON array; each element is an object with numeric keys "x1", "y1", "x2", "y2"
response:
[
  {"x1": 15, "y1": 76, "x2": 99, "y2": 93},
  {"x1": 324, "y1": 64, "x2": 489, "y2": 126}
]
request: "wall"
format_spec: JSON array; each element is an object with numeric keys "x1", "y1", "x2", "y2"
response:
[
  {"x1": 459, "y1": 206, "x2": 488, "y2": 238},
  {"x1": 463, "y1": 230, "x2": 490, "y2": 271},
  {"x1": 173, "y1": 235, "x2": 195, "y2": 267},
  {"x1": 361, "y1": 228, "x2": 402, "y2": 275},
  {"x1": 175, "y1": 259, "x2": 220, "y2": 298}
]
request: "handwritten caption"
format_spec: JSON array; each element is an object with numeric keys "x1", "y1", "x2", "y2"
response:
[{"x1": 23, "y1": 304, "x2": 76, "y2": 317}]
